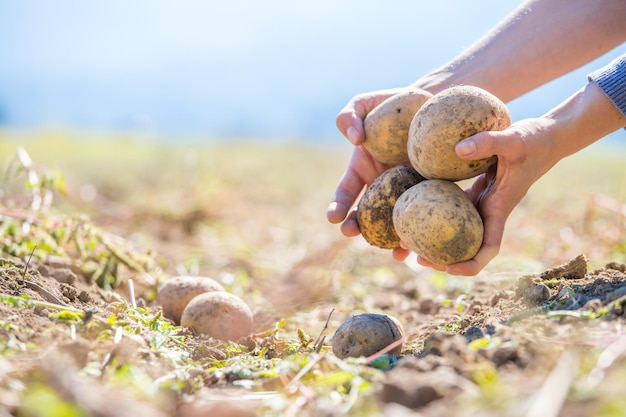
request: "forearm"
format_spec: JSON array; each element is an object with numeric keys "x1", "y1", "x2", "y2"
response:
[
  {"x1": 542, "y1": 81, "x2": 626, "y2": 169},
  {"x1": 411, "y1": 0, "x2": 626, "y2": 102}
]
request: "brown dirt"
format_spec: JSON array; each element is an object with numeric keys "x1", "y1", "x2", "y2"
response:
[
  {"x1": 2, "y1": 140, "x2": 626, "y2": 417},
  {"x1": 3, "y1": 247, "x2": 626, "y2": 416}
]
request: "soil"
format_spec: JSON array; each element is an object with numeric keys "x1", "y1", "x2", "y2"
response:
[
  {"x1": 2, "y1": 141, "x2": 626, "y2": 416},
  {"x1": 3, "y1": 247, "x2": 626, "y2": 416}
]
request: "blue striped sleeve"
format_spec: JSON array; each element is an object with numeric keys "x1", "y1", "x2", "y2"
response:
[{"x1": 588, "y1": 54, "x2": 626, "y2": 117}]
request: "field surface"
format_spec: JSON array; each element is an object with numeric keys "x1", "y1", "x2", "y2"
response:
[{"x1": 1, "y1": 133, "x2": 626, "y2": 417}]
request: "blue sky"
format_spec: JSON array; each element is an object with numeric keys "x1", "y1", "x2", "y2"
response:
[{"x1": 0, "y1": 1, "x2": 624, "y2": 143}]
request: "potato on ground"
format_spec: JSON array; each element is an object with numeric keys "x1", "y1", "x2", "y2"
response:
[
  {"x1": 392, "y1": 179, "x2": 483, "y2": 266},
  {"x1": 363, "y1": 88, "x2": 433, "y2": 165},
  {"x1": 332, "y1": 313, "x2": 404, "y2": 359},
  {"x1": 408, "y1": 85, "x2": 511, "y2": 181},
  {"x1": 156, "y1": 275, "x2": 225, "y2": 325},
  {"x1": 181, "y1": 292, "x2": 253, "y2": 342},
  {"x1": 356, "y1": 165, "x2": 425, "y2": 249}
]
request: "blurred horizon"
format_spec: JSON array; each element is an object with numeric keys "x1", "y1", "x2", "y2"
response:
[{"x1": 1, "y1": 1, "x2": 625, "y2": 144}]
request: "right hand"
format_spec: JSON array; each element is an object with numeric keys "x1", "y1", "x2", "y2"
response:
[
  {"x1": 417, "y1": 118, "x2": 557, "y2": 275},
  {"x1": 327, "y1": 87, "x2": 412, "y2": 261}
]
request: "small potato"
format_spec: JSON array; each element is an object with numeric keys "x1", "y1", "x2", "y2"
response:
[
  {"x1": 156, "y1": 276, "x2": 225, "y2": 325},
  {"x1": 408, "y1": 85, "x2": 511, "y2": 181},
  {"x1": 363, "y1": 89, "x2": 433, "y2": 166},
  {"x1": 392, "y1": 179, "x2": 483, "y2": 266},
  {"x1": 357, "y1": 166, "x2": 425, "y2": 249},
  {"x1": 181, "y1": 292, "x2": 253, "y2": 342},
  {"x1": 332, "y1": 313, "x2": 404, "y2": 359}
]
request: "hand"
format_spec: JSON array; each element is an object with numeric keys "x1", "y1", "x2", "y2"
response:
[
  {"x1": 327, "y1": 88, "x2": 413, "y2": 261},
  {"x1": 417, "y1": 118, "x2": 556, "y2": 276}
]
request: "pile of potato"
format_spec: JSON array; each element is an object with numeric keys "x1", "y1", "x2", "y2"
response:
[
  {"x1": 358, "y1": 85, "x2": 511, "y2": 265},
  {"x1": 156, "y1": 275, "x2": 253, "y2": 342}
]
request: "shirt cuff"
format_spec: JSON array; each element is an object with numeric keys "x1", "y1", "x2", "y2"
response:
[{"x1": 588, "y1": 53, "x2": 626, "y2": 118}]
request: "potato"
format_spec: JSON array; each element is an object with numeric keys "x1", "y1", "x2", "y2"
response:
[
  {"x1": 156, "y1": 275, "x2": 225, "y2": 325},
  {"x1": 408, "y1": 85, "x2": 511, "y2": 181},
  {"x1": 357, "y1": 166, "x2": 425, "y2": 249},
  {"x1": 332, "y1": 313, "x2": 404, "y2": 359},
  {"x1": 363, "y1": 89, "x2": 433, "y2": 165},
  {"x1": 181, "y1": 292, "x2": 253, "y2": 342},
  {"x1": 392, "y1": 179, "x2": 483, "y2": 265}
]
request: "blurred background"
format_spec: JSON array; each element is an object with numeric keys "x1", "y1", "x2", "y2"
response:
[{"x1": 1, "y1": 0, "x2": 625, "y2": 144}]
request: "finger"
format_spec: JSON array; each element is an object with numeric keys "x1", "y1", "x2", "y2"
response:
[
  {"x1": 336, "y1": 109, "x2": 364, "y2": 146},
  {"x1": 339, "y1": 208, "x2": 361, "y2": 237},
  {"x1": 445, "y1": 205, "x2": 506, "y2": 277},
  {"x1": 326, "y1": 158, "x2": 367, "y2": 225},
  {"x1": 416, "y1": 256, "x2": 447, "y2": 272},
  {"x1": 326, "y1": 187, "x2": 359, "y2": 226},
  {"x1": 336, "y1": 97, "x2": 373, "y2": 146},
  {"x1": 327, "y1": 184, "x2": 360, "y2": 225},
  {"x1": 445, "y1": 241, "x2": 500, "y2": 276},
  {"x1": 336, "y1": 89, "x2": 401, "y2": 146},
  {"x1": 392, "y1": 247, "x2": 410, "y2": 261},
  {"x1": 445, "y1": 245, "x2": 499, "y2": 276},
  {"x1": 327, "y1": 146, "x2": 391, "y2": 224}
]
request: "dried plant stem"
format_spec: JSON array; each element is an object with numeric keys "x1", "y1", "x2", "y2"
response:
[{"x1": 0, "y1": 292, "x2": 84, "y2": 315}]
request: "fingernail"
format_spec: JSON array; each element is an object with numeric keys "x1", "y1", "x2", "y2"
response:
[
  {"x1": 347, "y1": 126, "x2": 359, "y2": 144},
  {"x1": 456, "y1": 139, "x2": 476, "y2": 156}
]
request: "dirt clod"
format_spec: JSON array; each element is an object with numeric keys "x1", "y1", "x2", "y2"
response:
[
  {"x1": 538, "y1": 253, "x2": 588, "y2": 280},
  {"x1": 523, "y1": 283, "x2": 551, "y2": 306}
]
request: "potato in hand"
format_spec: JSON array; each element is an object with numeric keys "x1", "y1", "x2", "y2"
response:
[
  {"x1": 363, "y1": 88, "x2": 433, "y2": 166},
  {"x1": 393, "y1": 179, "x2": 484, "y2": 265},
  {"x1": 408, "y1": 85, "x2": 511, "y2": 181},
  {"x1": 356, "y1": 166, "x2": 425, "y2": 249}
]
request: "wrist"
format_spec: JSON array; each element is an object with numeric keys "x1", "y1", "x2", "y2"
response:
[{"x1": 544, "y1": 81, "x2": 626, "y2": 160}]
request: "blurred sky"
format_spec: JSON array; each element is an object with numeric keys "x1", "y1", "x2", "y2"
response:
[{"x1": 0, "y1": 1, "x2": 624, "y2": 143}]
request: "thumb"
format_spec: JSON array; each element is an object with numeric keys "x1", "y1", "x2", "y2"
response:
[{"x1": 455, "y1": 130, "x2": 504, "y2": 161}]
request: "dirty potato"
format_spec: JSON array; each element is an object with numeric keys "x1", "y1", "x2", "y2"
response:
[
  {"x1": 392, "y1": 179, "x2": 483, "y2": 265},
  {"x1": 156, "y1": 275, "x2": 225, "y2": 325},
  {"x1": 363, "y1": 89, "x2": 433, "y2": 165},
  {"x1": 332, "y1": 313, "x2": 404, "y2": 359},
  {"x1": 180, "y1": 292, "x2": 253, "y2": 342},
  {"x1": 357, "y1": 166, "x2": 425, "y2": 249},
  {"x1": 408, "y1": 85, "x2": 511, "y2": 181}
]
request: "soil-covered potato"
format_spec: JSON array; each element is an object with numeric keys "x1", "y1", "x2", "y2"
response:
[
  {"x1": 363, "y1": 89, "x2": 433, "y2": 166},
  {"x1": 180, "y1": 292, "x2": 253, "y2": 342},
  {"x1": 392, "y1": 179, "x2": 483, "y2": 265},
  {"x1": 408, "y1": 85, "x2": 511, "y2": 181},
  {"x1": 156, "y1": 275, "x2": 225, "y2": 325},
  {"x1": 357, "y1": 166, "x2": 426, "y2": 249},
  {"x1": 332, "y1": 313, "x2": 404, "y2": 359}
]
